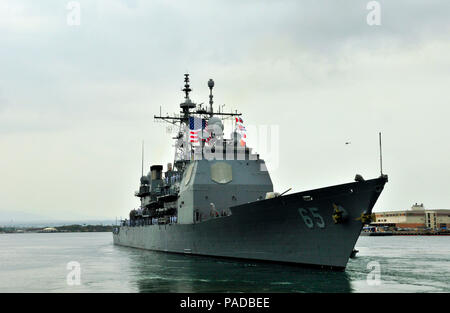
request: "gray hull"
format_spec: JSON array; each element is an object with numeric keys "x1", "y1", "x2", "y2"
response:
[{"x1": 113, "y1": 176, "x2": 387, "y2": 270}]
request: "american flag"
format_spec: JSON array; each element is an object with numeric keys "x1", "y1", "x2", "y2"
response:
[{"x1": 189, "y1": 116, "x2": 207, "y2": 143}]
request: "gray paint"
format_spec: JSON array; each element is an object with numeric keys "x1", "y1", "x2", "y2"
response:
[
  {"x1": 114, "y1": 176, "x2": 387, "y2": 270},
  {"x1": 177, "y1": 159, "x2": 273, "y2": 224},
  {"x1": 114, "y1": 75, "x2": 389, "y2": 270}
]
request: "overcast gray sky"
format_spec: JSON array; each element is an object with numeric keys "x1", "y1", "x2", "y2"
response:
[{"x1": 1, "y1": 0, "x2": 449, "y2": 221}]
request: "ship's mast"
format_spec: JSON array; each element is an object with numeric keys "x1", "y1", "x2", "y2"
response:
[
  {"x1": 153, "y1": 74, "x2": 244, "y2": 170},
  {"x1": 141, "y1": 140, "x2": 144, "y2": 177},
  {"x1": 180, "y1": 74, "x2": 196, "y2": 121},
  {"x1": 208, "y1": 79, "x2": 214, "y2": 116}
]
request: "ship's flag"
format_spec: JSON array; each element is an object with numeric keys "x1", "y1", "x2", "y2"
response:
[
  {"x1": 240, "y1": 133, "x2": 247, "y2": 147},
  {"x1": 203, "y1": 133, "x2": 212, "y2": 144},
  {"x1": 189, "y1": 116, "x2": 207, "y2": 143},
  {"x1": 235, "y1": 117, "x2": 246, "y2": 131},
  {"x1": 235, "y1": 116, "x2": 247, "y2": 146}
]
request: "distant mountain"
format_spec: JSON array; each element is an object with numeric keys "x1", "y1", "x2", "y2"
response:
[
  {"x1": 0, "y1": 210, "x2": 51, "y2": 224},
  {"x1": 0, "y1": 210, "x2": 115, "y2": 227}
]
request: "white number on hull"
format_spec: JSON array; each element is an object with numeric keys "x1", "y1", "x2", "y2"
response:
[
  {"x1": 298, "y1": 208, "x2": 314, "y2": 228},
  {"x1": 309, "y1": 207, "x2": 325, "y2": 228},
  {"x1": 298, "y1": 207, "x2": 325, "y2": 229}
]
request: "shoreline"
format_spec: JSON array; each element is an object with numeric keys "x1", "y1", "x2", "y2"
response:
[
  {"x1": 361, "y1": 231, "x2": 450, "y2": 237},
  {"x1": 0, "y1": 224, "x2": 114, "y2": 234}
]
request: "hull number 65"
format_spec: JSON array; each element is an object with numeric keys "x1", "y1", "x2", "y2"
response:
[{"x1": 298, "y1": 208, "x2": 325, "y2": 229}]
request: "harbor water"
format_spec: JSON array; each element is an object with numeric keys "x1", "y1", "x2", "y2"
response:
[{"x1": 0, "y1": 232, "x2": 449, "y2": 292}]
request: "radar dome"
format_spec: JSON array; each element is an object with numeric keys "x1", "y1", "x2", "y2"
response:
[
  {"x1": 208, "y1": 117, "x2": 224, "y2": 131},
  {"x1": 140, "y1": 176, "x2": 150, "y2": 184},
  {"x1": 208, "y1": 116, "x2": 223, "y2": 136}
]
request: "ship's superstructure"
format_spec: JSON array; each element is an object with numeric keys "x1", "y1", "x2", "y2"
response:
[
  {"x1": 127, "y1": 74, "x2": 273, "y2": 227},
  {"x1": 113, "y1": 74, "x2": 388, "y2": 270}
]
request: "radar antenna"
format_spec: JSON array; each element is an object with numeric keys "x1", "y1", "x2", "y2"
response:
[
  {"x1": 182, "y1": 73, "x2": 192, "y2": 100},
  {"x1": 178, "y1": 73, "x2": 196, "y2": 118}
]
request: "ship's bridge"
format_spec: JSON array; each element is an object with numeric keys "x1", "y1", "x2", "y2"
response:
[{"x1": 176, "y1": 157, "x2": 273, "y2": 224}]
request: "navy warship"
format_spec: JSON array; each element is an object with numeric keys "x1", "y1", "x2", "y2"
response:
[{"x1": 113, "y1": 74, "x2": 388, "y2": 270}]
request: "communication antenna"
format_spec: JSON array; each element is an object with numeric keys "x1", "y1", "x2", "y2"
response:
[
  {"x1": 141, "y1": 140, "x2": 144, "y2": 177},
  {"x1": 280, "y1": 188, "x2": 292, "y2": 196},
  {"x1": 379, "y1": 132, "x2": 383, "y2": 175}
]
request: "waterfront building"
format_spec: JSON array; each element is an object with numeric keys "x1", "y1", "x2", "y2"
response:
[
  {"x1": 372, "y1": 203, "x2": 450, "y2": 230},
  {"x1": 41, "y1": 227, "x2": 58, "y2": 233}
]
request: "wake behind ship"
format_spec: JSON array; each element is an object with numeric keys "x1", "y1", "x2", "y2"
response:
[{"x1": 113, "y1": 74, "x2": 388, "y2": 270}]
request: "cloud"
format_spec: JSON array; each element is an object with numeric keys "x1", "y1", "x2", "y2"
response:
[{"x1": 1, "y1": 0, "x2": 450, "y2": 219}]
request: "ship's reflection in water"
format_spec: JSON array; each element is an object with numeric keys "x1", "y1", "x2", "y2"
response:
[{"x1": 117, "y1": 247, "x2": 352, "y2": 293}]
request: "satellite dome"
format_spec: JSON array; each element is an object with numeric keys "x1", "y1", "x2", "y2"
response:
[
  {"x1": 208, "y1": 117, "x2": 224, "y2": 131},
  {"x1": 140, "y1": 176, "x2": 150, "y2": 184}
]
